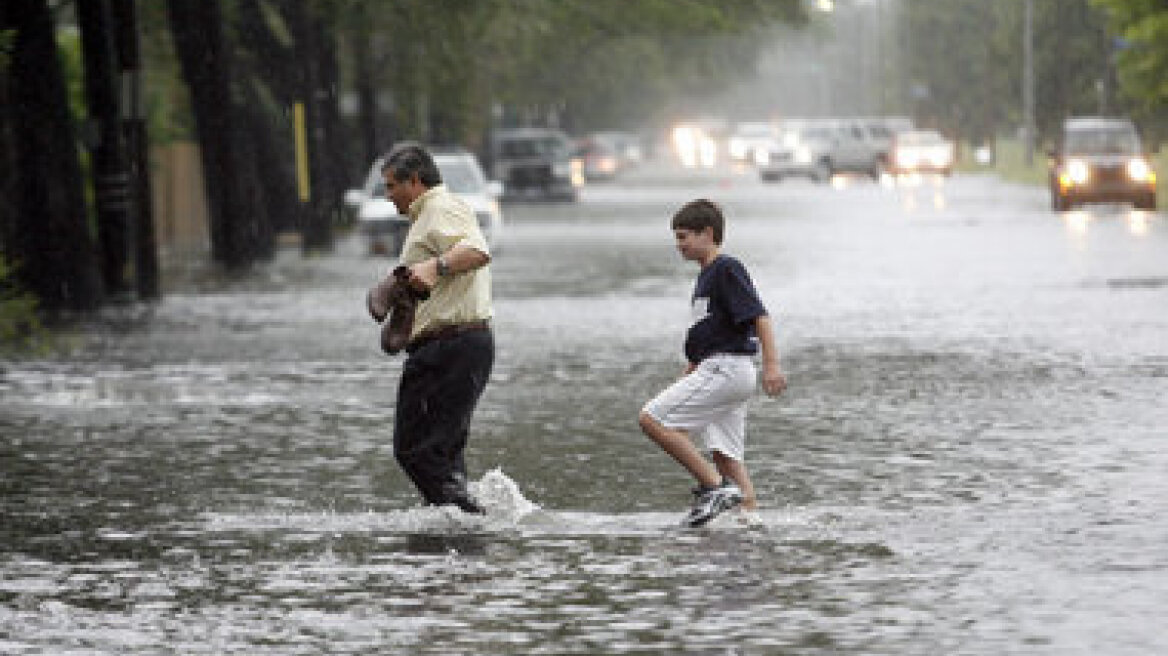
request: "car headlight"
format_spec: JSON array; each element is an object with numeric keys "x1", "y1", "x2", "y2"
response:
[
  {"x1": 1127, "y1": 158, "x2": 1154, "y2": 183},
  {"x1": 1066, "y1": 160, "x2": 1090, "y2": 185},
  {"x1": 929, "y1": 147, "x2": 952, "y2": 167},
  {"x1": 729, "y1": 140, "x2": 746, "y2": 159},
  {"x1": 754, "y1": 150, "x2": 770, "y2": 166},
  {"x1": 794, "y1": 146, "x2": 812, "y2": 164}
]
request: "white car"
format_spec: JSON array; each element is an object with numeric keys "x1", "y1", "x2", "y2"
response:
[
  {"x1": 757, "y1": 123, "x2": 836, "y2": 182},
  {"x1": 889, "y1": 130, "x2": 954, "y2": 176},
  {"x1": 345, "y1": 149, "x2": 505, "y2": 257}
]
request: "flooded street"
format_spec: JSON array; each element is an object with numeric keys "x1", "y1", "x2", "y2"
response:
[{"x1": 3, "y1": 164, "x2": 1168, "y2": 654}]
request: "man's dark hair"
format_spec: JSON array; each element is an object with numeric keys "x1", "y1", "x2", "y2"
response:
[
  {"x1": 381, "y1": 142, "x2": 442, "y2": 187},
  {"x1": 671, "y1": 198, "x2": 724, "y2": 244}
]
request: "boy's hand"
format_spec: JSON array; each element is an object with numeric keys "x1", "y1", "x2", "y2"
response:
[{"x1": 761, "y1": 361, "x2": 787, "y2": 397}]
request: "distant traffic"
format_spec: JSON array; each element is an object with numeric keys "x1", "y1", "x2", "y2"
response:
[{"x1": 346, "y1": 114, "x2": 1158, "y2": 257}]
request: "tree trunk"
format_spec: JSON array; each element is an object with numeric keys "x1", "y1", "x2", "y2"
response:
[
  {"x1": 235, "y1": 0, "x2": 299, "y2": 238},
  {"x1": 78, "y1": 0, "x2": 135, "y2": 298},
  {"x1": 315, "y1": 15, "x2": 349, "y2": 213},
  {"x1": 286, "y1": 0, "x2": 332, "y2": 252},
  {"x1": 2, "y1": 0, "x2": 104, "y2": 312},
  {"x1": 166, "y1": 0, "x2": 252, "y2": 270},
  {"x1": 351, "y1": 9, "x2": 380, "y2": 170},
  {"x1": 111, "y1": 0, "x2": 160, "y2": 300}
]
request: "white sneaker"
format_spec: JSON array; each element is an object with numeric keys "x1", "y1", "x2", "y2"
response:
[{"x1": 682, "y1": 480, "x2": 743, "y2": 528}]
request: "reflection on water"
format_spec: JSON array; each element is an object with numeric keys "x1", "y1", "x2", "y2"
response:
[
  {"x1": 893, "y1": 173, "x2": 949, "y2": 213},
  {"x1": 3, "y1": 171, "x2": 1168, "y2": 654},
  {"x1": 1128, "y1": 209, "x2": 1152, "y2": 236},
  {"x1": 1061, "y1": 205, "x2": 1159, "y2": 248}
]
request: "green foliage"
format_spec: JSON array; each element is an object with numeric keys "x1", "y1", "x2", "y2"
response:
[
  {"x1": 898, "y1": 0, "x2": 1115, "y2": 143},
  {"x1": 0, "y1": 255, "x2": 45, "y2": 354},
  {"x1": 55, "y1": 28, "x2": 87, "y2": 125},
  {"x1": 1, "y1": 28, "x2": 14, "y2": 70},
  {"x1": 1091, "y1": 0, "x2": 1168, "y2": 120},
  {"x1": 138, "y1": 2, "x2": 195, "y2": 143},
  {"x1": 358, "y1": 0, "x2": 804, "y2": 141}
]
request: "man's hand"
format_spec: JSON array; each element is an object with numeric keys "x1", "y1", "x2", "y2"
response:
[
  {"x1": 406, "y1": 245, "x2": 490, "y2": 292},
  {"x1": 406, "y1": 257, "x2": 440, "y2": 292},
  {"x1": 761, "y1": 360, "x2": 787, "y2": 397}
]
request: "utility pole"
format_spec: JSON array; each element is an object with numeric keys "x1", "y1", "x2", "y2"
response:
[{"x1": 1023, "y1": 0, "x2": 1035, "y2": 166}]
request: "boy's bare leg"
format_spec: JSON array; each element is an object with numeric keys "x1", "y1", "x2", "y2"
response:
[
  {"x1": 638, "y1": 412, "x2": 721, "y2": 488},
  {"x1": 712, "y1": 451, "x2": 756, "y2": 510}
]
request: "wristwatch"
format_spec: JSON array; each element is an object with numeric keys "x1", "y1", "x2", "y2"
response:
[{"x1": 436, "y1": 255, "x2": 450, "y2": 277}]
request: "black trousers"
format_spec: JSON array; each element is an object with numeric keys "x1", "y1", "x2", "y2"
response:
[{"x1": 393, "y1": 328, "x2": 494, "y2": 504}]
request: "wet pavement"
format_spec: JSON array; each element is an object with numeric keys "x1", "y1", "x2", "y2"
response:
[{"x1": 2, "y1": 162, "x2": 1168, "y2": 654}]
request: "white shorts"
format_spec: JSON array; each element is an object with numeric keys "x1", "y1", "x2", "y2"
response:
[{"x1": 642, "y1": 354, "x2": 757, "y2": 461}]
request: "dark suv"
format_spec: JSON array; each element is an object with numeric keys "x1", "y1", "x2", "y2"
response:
[
  {"x1": 489, "y1": 128, "x2": 580, "y2": 201},
  {"x1": 1049, "y1": 117, "x2": 1157, "y2": 211}
]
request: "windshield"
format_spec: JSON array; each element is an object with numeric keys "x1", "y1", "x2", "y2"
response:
[
  {"x1": 434, "y1": 158, "x2": 485, "y2": 194},
  {"x1": 736, "y1": 123, "x2": 773, "y2": 137},
  {"x1": 801, "y1": 127, "x2": 836, "y2": 142},
  {"x1": 500, "y1": 136, "x2": 568, "y2": 158},
  {"x1": 1064, "y1": 127, "x2": 1140, "y2": 155},
  {"x1": 898, "y1": 131, "x2": 945, "y2": 145},
  {"x1": 368, "y1": 156, "x2": 486, "y2": 197}
]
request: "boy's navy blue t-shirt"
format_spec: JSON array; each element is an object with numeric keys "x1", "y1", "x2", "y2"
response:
[{"x1": 684, "y1": 254, "x2": 768, "y2": 364}]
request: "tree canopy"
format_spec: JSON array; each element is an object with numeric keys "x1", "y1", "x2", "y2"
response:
[{"x1": 1092, "y1": 0, "x2": 1168, "y2": 122}]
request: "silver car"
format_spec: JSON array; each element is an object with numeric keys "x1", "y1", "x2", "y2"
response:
[
  {"x1": 345, "y1": 149, "x2": 505, "y2": 257},
  {"x1": 757, "y1": 123, "x2": 836, "y2": 183}
]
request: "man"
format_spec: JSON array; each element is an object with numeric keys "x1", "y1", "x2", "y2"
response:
[{"x1": 382, "y1": 143, "x2": 494, "y2": 513}]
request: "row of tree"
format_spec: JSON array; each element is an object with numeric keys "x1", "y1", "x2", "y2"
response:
[
  {"x1": 1, "y1": 0, "x2": 806, "y2": 316},
  {"x1": 893, "y1": 0, "x2": 1168, "y2": 147},
  {"x1": 5, "y1": 0, "x2": 1168, "y2": 320}
]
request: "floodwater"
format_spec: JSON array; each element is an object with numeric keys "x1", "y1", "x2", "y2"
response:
[{"x1": 3, "y1": 163, "x2": 1168, "y2": 654}]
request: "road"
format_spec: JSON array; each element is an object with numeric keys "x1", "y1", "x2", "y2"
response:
[{"x1": 2, "y1": 161, "x2": 1167, "y2": 654}]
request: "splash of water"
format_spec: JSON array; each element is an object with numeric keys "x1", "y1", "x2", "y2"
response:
[
  {"x1": 201, "y1": 468, "x2": 538, "y2": 535},
  {"x1": 471, "y1": 467, "x2": 540, "y2": 520}
]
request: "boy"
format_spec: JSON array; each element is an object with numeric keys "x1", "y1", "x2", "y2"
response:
[{"x1": 639, "y1": 199, "x2": 787, "y2": 527}]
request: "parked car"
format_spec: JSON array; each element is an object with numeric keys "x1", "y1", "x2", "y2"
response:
[
  {"x1": 345, "y1": 148, "x2": 505, "y2": 257},
  {"x1": 757, "y1": 122, "x2": 835, "y2": 182},
  {"x1": 489, "y1": 128, "x2": 580, "y2": 201},
  {"x1": 1048, "y1": 117, "x2": 1157, "y2": 211},
  {"x1": 728, "y1": 121, "x2": 778, "y2": 163},
  {"x1": 889, "y1": 129, "x2": 955, "y2": 176}
]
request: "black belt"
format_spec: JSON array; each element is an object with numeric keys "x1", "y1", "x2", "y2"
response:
[{"x1": 406, "y1": 320, "x2": 490, "y2": 354}]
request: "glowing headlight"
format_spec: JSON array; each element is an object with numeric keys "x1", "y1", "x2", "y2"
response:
[
  {"x1": 754, "y1": 150, "x2": 770, "y2": 166},
  {"x1": 794, "y1": 146, "x2": 812, "y2": 164},
  {"x1": 1066, "y1": 160, "x2": 1090, "y2": 185},
  {"x1": 698, "y1": 137, "x2": 717, "y2": 167},
  {"x1": 1128, "y1": 158, "x2": 1153, "y2": 182},
  {"x1": 729, "y1": 139, "x2": 747, "y2": 159}
]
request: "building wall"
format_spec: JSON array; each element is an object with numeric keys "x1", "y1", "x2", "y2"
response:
[{"x1": 150, "y1": 141, "x2": 209, "y2": 254}]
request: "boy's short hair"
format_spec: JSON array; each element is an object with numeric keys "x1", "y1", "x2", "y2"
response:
[
  {"x1": 381, "y1": 142, "x2": 443, "y2": 187},
  {"x1": 671, "y1": 198, "x2": 724, "y2": 244}
]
